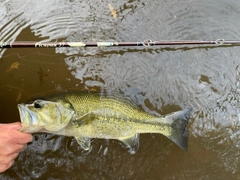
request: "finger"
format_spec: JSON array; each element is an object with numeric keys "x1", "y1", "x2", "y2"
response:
[
  {"x1": 0, "y1": 160, "x2": 14, "y2": 173},
  {"x1": 0, "y1": 153, "x2": 18, "y2": 165},
  {"x1": 6, "y1": 153, "x2": 19, "y2": 162},
  {"x1": 0, "y1": 143, "x2": 27, "y2": 155},
  {"x1": 7, "y1": 160, "x2": 15, "y2": 169},
  {"x1": 13, "y1": 144, "x2": 27, "y2": 153},
  {"x1": 12, "y1": 131, "x2": 33, "y2": 144},
  {"x1": 0, "y1": 122, "x2": 21, "y2": 130},
  {"x1": 10, "y1": 153, "x2": 19, "y2": 160}
]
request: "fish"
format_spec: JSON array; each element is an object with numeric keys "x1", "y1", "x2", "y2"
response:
[{"x1": 18, "y1": 92, "x2": 192, "y2": 154}]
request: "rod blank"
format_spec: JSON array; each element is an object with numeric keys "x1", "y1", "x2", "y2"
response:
[{"x1": 1, "y1": 39, "x2": 240, "y2": 48}]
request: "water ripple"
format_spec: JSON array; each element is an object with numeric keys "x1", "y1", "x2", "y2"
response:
[{"x1": 1, "y1": 0, "x2": 240, "y2": 178}]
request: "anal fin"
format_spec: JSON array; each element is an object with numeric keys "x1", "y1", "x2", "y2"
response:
[
  {"x1": 119, "y1": 134, "x2": 139, "y2": 154},
  {"x1": 75, "y1": 136, "x2": 91, "y2": 150}
]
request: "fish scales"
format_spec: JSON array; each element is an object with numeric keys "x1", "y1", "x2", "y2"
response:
[
  {"x1": 64, "y1": 93, "x2": 174, "y2": 135},
  {"x1": 64, "y1": 93, "x2": 149, "y2": 120}
]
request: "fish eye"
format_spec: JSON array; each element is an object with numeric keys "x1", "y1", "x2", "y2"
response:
[{"x1": 34, "y1": 101, "x2": 42, "y2": 109}]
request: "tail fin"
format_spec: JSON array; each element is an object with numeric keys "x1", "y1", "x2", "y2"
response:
[{"x1": 165, "y1": 108, "x2": 192, "y2": 151}]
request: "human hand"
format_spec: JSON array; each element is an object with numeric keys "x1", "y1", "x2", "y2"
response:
[{"x1": 0, "y1": 122, "x2": 32, "y2": 173}]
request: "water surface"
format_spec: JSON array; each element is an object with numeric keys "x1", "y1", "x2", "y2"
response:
[{"x1": 0, "y1": 0, "x2": 240, "y2": 179}]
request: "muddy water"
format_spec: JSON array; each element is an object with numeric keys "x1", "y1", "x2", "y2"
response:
[{"x1": 0, "y1": 0, "x2": 240, "y2": 179}]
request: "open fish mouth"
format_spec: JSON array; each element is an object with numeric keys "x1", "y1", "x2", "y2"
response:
[
  {"x1": 18, "y1": 104, "x2": 27, "y2": 123},
  {"x1": 18, "y1": 103, "x2": 38, "y2": 124},
  {"x1": 17, "y1": 103, "x2": 41, "y2": 132}
]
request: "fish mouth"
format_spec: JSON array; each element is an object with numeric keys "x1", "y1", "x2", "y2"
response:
[
  {"x1": 18, "y1": 104, "x2": 27, "y2": 124},
  {"x1": 17, "y1": 103, "x2": 40, "y2": 132}
]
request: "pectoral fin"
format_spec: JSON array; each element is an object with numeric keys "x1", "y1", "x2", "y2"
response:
[
  {"x1": 75, "y1": 136, "x2": 91, "y2": 150},
  {"x1": 73, "y1": 113, "x2": 93, "y2": 126},
  {"x1": 119, "y1": 134, "x2": 140, "y2": 154}
]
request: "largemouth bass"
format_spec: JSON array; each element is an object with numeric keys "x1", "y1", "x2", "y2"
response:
[{"x1": 18, "y1": 92, "x2": 192, "y2": 154}]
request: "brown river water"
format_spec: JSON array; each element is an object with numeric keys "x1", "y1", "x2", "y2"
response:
[{"x1": 0, "y1": 0, "x2": 240, "y2": 179}]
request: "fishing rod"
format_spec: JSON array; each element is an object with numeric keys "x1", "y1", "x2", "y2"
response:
[{"x1": 0, "y1": 39, "x2": 240, "y2": 48}]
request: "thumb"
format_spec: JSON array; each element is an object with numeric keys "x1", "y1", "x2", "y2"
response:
[{"x1": 0, "y1": 122, "x2": 22, "y2": 130}]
